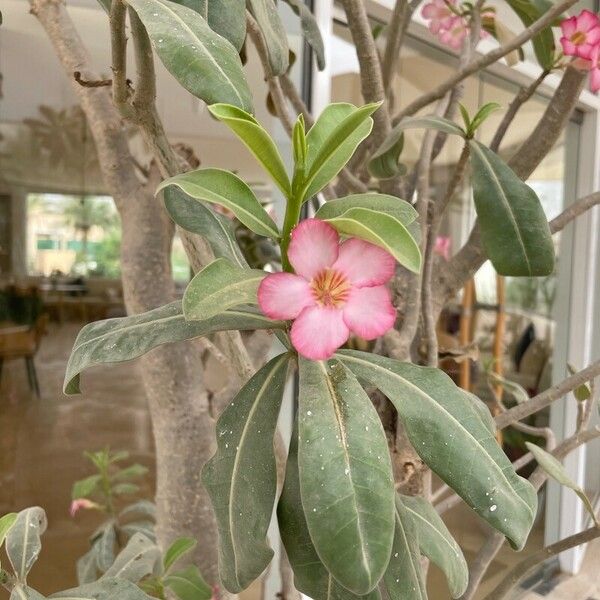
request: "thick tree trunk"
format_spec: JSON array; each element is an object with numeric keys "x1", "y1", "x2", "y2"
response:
[{"x1": 29, "y1": 0, "x2": 220, "y2": 583}]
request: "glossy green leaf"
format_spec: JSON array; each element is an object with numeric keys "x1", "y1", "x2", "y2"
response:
[
  {"x1": 323, "y1": 207, "x2": 421, "y2": 273},
  {"x1": 469, "y1": 102, "x2": 502, "y2": 134},
  {"x1": 0, "y1": 513, "x2": 18, "y2": 549},
  {"x1": 188, "y1": 0, "x2": 246, "y2": 50},
  {"x1": 369, "y1": 115, "x2": 465, "y2": 178},
  {"x1": 164, "y1": 565, "x2": 212, "y2": 600},
  {"x1": 183, "y1": 258, "x2": 265, "y2": 321},
  {"x1": 6, "y1": 507, "x2": 47, "y2": 581},
  {"x1": 469, "y1": 140, "x2": 555, "y2": 277},
  {"x1": 298, "y1": 359, "x2": 395, "y2": 595},
  {"x1": 383, "y1": 497, "x2": 427, "y2": 600},
  {"x1": 72, "y1": 475, "x2": 102, "y2": 500},
  {"x1": 51, "y1": 578, "x2": 153, "y2": 600},
  {"x1": 303, "y1": 103, "x2": 379, "y2": 200},
  {"x1": 282, "y1": 0, "x2": 325, "y2": 70},
  {"x1": 163, "y1": 538, "x2": 197, "y2": 572},
  {"x1": 278, "y1": 423, "x2": 381, "y2": 600},
  {"x1": 315, "y1": 193, "x2": 417, "y2": 225},
  {"x1": 400, "y1": 495, "x2": 468, "y2": 598},
  {"x1": 208, "y1": 104, "x2": 291, "y2": 197},
  {"x1": 163, "y1": 188, "x2": 247, "y2": 269},
  {"x1": 103, "y1": 533, "x2": 160, "y2": 583},
  {"x1": 506, "y1": 0, "x2": 556, "y2": 69},
  {"x1": 64, "y1": 303, "x2": 284, "y2": 394},
  {"x1": 95, "y1": 524, "x2": 117, "y2": 573},
  {"x1": 127, "y1": 0, "x2": 252, "y2": 111},
  {"x1": 202, "y1": 354, "x2": 290, "y2": 593},
  {"x1": 158, "y1": 169, "x2": 279, "y2": 239},
  {"x1": 338, "y1": 350, "x2": 537, "y2": 550},
  {"x1": 525, "y1": 442, "x2": 599, "y2": 526},
  {"x1": 247, "y1": 0, "x2": 289, "y2": 75}
]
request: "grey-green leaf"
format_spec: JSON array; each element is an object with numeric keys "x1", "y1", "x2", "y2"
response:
[
  {"x1": 247, "y1": 0, "x2": 289, "y2": 75},
  {"x1": 6, "y1": 507, "x2": 47, "y2": 582},
  {"x1": 163, "y1": 188, "x2": 247, "y2": 269},
  {"x1": 190, "y1": 0, "x2": 246, "y2": 50},
  {"x1": 282, "y1": 0, "x2": 325, "y2": 69},
  {"x1": 103, "y1": 533, "x2": 160, "y2": 583},
  {"x1": 163, "y1": 538, "x2": 197, "y2": 572},
  {"x1": 119, "y1": 501, "x2": 156, "y2": 521},
  {"x1": 315, "y1": 193, "x2": 417, "y2": 225},
  {"x1": 183, "y1": 258, "x2": 265, "y2": 321},
  {"x1": 303, "y1": 103, "x2": 378, "y2": 200},
  {"x1": 297, "y1": 359, "x2": 395, "y2": 595},
  {"x1": 278, "y1": 423, "x2": 381, "y2": 600},
  {"x1": 202, "y1": 353, "x2": 290, "y2": 593},
  {"x1": 126, "y1": 0, "x2": 252, "y2": 111},
  {"x1": 338, "y1": 350, "x2": 537, "y2": 550},
  {"x1": 64, "y1": 303, "x2": 283, "y2": 394},
  {"x1": 51, "y1": 578, "x2": 153, "y2": 600},
  {"x1": 77, "y1": 549, "x2": 99, "y2": 585},
  {"x1": 120, "y1": 521, "x2": 156, "y2": 543},
  {"x1": 11, "y1": 586, "x2": 46, "y2": 600},
  {"x1": 0, "y1": 512, "x2": 18, "y2": 549},
  {"x1": 72, "y1": 475, "x2": 102, "y2": 500},
  {"x1": 525, "y1": 442, "x2": 599, "y2": 526},
  {"x1": 469, "y1": 140, "x2": 555, "y2": 276},
  {"x1": 400, "y1": 495, "x2": 468, "y2": 598},
  {"x1": 324, "y1": 207, "x2": 421, "y2": 273},
  {"x1": 95, "y1": 524, "x2": 117, "y2": 573},
  {"x1": 158, "y1": 169, "x2": 279, "y2": 239},
  {"x1": 164, "y1": 565, "x2": 212, "y2": 600},
  {"x1": 383, "y1": 497, "x2": 427, "y2": 600},
  {"x1": 208, "y1": 104, "x2": 291, "y2": 197}
]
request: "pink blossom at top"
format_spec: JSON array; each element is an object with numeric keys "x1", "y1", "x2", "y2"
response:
[
  {"x1": 69, "y1": 498, "x2": 99, "y2": 517},
  {"x1": 421, "y1": 0, "x2": 456, "y2": 34},
  {"x1": 587, "y1": 44, "x2": 600, "y2": 92},
  {"x1": 560, "y1": 10, "x2": 600, "y2": 60},
  {"x1": 258, "y1": 219, "x2": 396, "y2": 360},
  {"x1": 438, "y1": 15, "x2": 469, "y2": 49}
]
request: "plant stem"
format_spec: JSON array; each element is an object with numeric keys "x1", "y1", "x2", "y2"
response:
[{"x1": 280, "y1": 193, "x2": 303, "y2": 272}]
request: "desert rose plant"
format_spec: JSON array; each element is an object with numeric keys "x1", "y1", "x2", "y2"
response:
[{"x1": 25, "y1": 0, "x2": 600, "y2": 598}]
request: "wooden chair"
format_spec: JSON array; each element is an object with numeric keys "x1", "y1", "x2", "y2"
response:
[{"x1": 0, "y1": 314, "x2": 48, "y2": 398}]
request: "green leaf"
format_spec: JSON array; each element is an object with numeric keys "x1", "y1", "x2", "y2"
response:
[
  {"x1": 51, "y1": 578, "x2": 153, "y2": 600},
  {"x1": 208, "y1": 104, "x2": 291, "y2": 197},
  {"x1": 163, "y1": 538, "x2": 197, "y2": 572},
  {"x1": 163, "y1": 188, "x2": 248, "y2": 269},
  {"x1": 72, "y1": 475, "x2": 102, "y2": 500},
  {"x1": 469, "y1": 140, "x2": 555, "y2": 276},
  {"x1": 126, "y1": 0, "x2": 252, "y2": 112},
  {"x1": 158, "y1": 169, "x2": 279, "y2": 239},
  {"x1": 292, "y1": 114, "x2": 307, "y2": 166},
  {"x1": 6, "y1": 508, "x2": 47, "y2": 582},
  {"x1": 183, "y1": 258, "x2": 265, "y2": 321},
  {"x1": 278, "y1": 422, "x2": 381, "y2": 600},
  {"x1": 383, "y1": 497, "x2": 427, "y2": 600},
  {"x1": 567, "y1": 363, "x2": 592, "y2": 401},
  {"x1": 103, "y1": 534, "x2": 159, "y2": 583},
  {"x1": 111, "y1": 464, "x2": 148, "y2": 482},
  {"x1": 458, "y1": 104, "x2": 471, "y2": 133},
  {"x1": 95, "y1": 524, "x2": 117, "y2": 573},
  {"x1": 338, "y1": 350, "x2": 537, "y2": 550},
  {"x1": 113, "y1": 483, "x2": 139, "y2": 496},
  {"x1": 0, "y1": 513, "x2": 18, "y2": 549},
  {"x1": 164, "y1": 565, "x2": 212, "y2": 600},
  {"x1": 323, "y1": 207, "x2": 421, "y2": 273},
  {"x1": 119, "y1": 501, "x2": 156, "y2": 521},
  {"x1": 525, "y1": 442, "x2": 599, "y2": 526},
  {"x1": 315, "y1": 193, "x2": 417, "y2": 225},
  {"x1": 400, "y1": 495, "x2": 468, "y2": 598},
  {"x1": 188, "y1": 0, "x2": 246, "y2": 50},
  {"x1": 282, "y1": 0, "x2": 325, "y2": 70},
  {"x1": 369, "y1": 115, "x2": 465, "y2": 178},
  {"x1": 506, "y1": 0, "x2": 556, "y2": 69},
  {"x1": 64, "y1": 303, "x2": 284, "y2": 394},
  {"x1": 297, "y1": 359, "x2": 395, "y2": 595},
  {"x1": 469, "y1": 102, "x2": 502, "y2": 134},
  {"x1": 488, "y1": 372, "x2": 529, "y2": 404},
  {"x1": 247, "y1": 0, "x2": 289, "y2": 75},
  {"x1": 303, "y1": 103, "x2": 379, "y2": 200},
  {"x1": 202, "y1": 354, "x2": 290, "y2": 593}
]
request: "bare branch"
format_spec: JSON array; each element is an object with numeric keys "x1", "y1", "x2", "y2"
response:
[
  {"x1": 549, "y1": 190, "x2": 600, "y2": 234},
  {"x1": 392, "y1": 0, "x2": 578, "y2": 123},
  {"x1": 129, "y1": 6, "x2": 155, "y2": 111},
  {"x1": 110, "y1": 0, "x2": 134, "y2": 119},
  {"x1": 74, "y1": 71, "x2": 112, "y2": 87}
]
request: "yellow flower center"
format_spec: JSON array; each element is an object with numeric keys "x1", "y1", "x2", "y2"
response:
[
  {"x1": 571, "y1": 31, "x2": 587, "y2": 45},
  {"x1": 311, "y1": 269, "x2": 351, "y2": 308}
]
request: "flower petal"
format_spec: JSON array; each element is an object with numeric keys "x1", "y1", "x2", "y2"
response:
[
  {"x1": 333, "y1": 238, "x2": 396, "y2": 287},
  {"x1": 291, "y1": 305, "x2": 349, "y2": 360},
  {"x1": 578, "y1": 9, "x2": 600, "y2": 32},
  {"x1": 288, "y1": 218, "x2": 339, "y2": 279},
  {"x1": 586, "y1": 27, "x2": 600, "y2": 44},
  {"x1": 258, "y1": 272, "x2": 314, "y2": 320},
  {"x1": 342, "y1": 286, "x2": 396, "y2": 340},
  {"x1": 561, "y1": 37, "x2": 577, "y2": 56},
  {"x1": 590, "y1": 67, "x2": 600, "y2": 92},
  {"x1": 560, "y1": 16, "x2": 577, "y2": 37}
]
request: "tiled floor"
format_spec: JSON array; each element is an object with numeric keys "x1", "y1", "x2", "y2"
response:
[{"x1": 0, "y1": 323, "x2": 596, "y2": 599}]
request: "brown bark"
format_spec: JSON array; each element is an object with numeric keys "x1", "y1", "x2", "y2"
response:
[{"x1": 29, "y1": 0, "x2": 220, "y2": 583}]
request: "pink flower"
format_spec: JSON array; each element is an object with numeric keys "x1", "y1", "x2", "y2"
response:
[
  {"x1": 588, "y1": 44, "x2": 600, "y2": 92},
  {"x1": 560, "y1": 10, "x2": 600, "y2": 60},
  {"x1": 422, "y1": 0, "x2": 456, "y2": 34},
  {"x1": 438, "y1": 15, "x2": 469, "y2": 49},
  {"x1": 69, "y1": 498, "x2": 99, "y2": 517},
  {"x1": 434, "y1": 236, "x2": 451, "y2": 261},
  {"x1": 258, "y1": 219, "x2": 396, "y2": 360}
]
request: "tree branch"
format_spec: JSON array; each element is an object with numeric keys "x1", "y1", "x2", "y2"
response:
[{"x1": 392, "y1": 0, "x2": 578, "y2": 123}]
